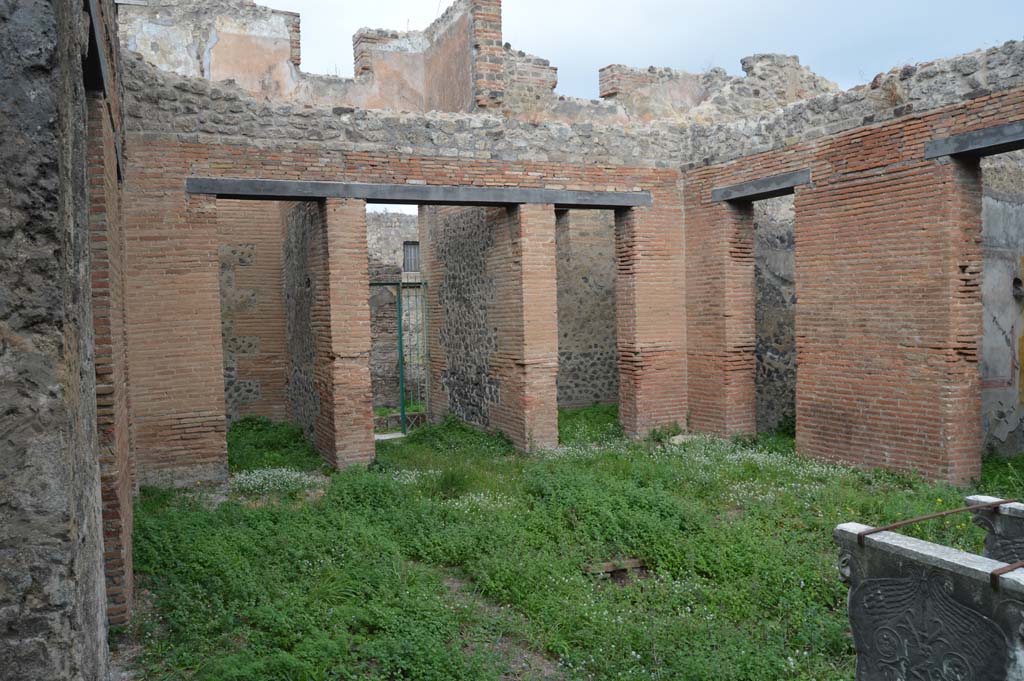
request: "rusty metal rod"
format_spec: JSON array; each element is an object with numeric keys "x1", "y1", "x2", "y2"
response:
[
  {"x1": 856, "y1": 499, "x2": 1017, "y2": 546},
  {"x1": 990, "y1": 560, "x2": 1024, "y2": 590}
]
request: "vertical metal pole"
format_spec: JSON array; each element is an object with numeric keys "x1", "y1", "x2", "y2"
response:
[{"x1": 397, "y1": 283, "x2": 407, "y2": 434}]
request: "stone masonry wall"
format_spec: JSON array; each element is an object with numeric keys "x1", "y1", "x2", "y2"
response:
[
  {"x1": 218, "y1": 199, "x2": 289, "y2": 424},
  {"x1": 683, "y1": 86, "x2": 1024, "y2": 485},
  {"x1": 754, "y1": 197, "x2": 797, "y2": 433},
  {"x1": 120, "y1": 26, "x2": 1024, "y2": 479},
  {"x1": 281, "y1": 199, "x2": 375, "y2": 467},
  {"x1": 423, "y1": 204, "x2": 559, "y2": 451},
  {"x1": 981, "y1": 151, "x2": 1024, "y2": 456},
  {"x1": 367, "y1": 212, "x2": 420, "y2": 409},
  {"x1": 282, "y1": 201, "x2": 321, "y2": 443},
  {"x1": 425, "y1": 207, "x2": 500, "y2": 427},
  {"x1": 0, "y1": 1, "x2": 110, "y2": 678},
  {"x1": 556, "y1": 210, "x2": 619, "y2": 409}
]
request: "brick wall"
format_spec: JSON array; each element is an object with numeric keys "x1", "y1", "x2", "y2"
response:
[
  {"x1": 469, "y1": 0, "x2": 505, "y2": 108},
  {"x1": 120, "y1": 131, "x2": 685, "y2": 476},
  {"x1": 684, "y1": 86, "x2": 1024, "y2": 483},
  {"x1": 123, "y1": 150, "x2": 228, "y2": 486},
  {"x1": 218, "y1": 199, "x2": 289, "y2": 423},
  {"x1": 88, "y1": 94, "x2": 134, "y2": 626},
  {"x1": 614, "y1": 198, "x2": 689, "y2": 437}
]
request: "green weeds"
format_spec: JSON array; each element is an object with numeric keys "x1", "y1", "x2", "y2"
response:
[{"x1": 129, "y1": 407, "x2": 1024, "y2": 680}]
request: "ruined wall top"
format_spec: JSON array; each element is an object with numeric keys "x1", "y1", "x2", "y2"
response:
[
  {"x1": 122, "y1": 34, "x2": 1024, "y2": 171},
  {"x1": 116, "y1": 0, "x2": 843, "y2": 124},
  {"x1": 599, "y1": 55, "x2": 839, "y2": 123}
]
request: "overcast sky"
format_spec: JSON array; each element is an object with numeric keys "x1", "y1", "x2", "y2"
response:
[{"x1": 262, "y1": 0, "x2": 1024, "y2": 99}]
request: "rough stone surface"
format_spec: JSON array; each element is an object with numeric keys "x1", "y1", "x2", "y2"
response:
[
  {"x1": 282, "y1": 201, "x2": 320, "y2": 442},
  {"x1": 555, "y1": 210, "x2": 618, "y2": 409},
  {"x1": 835, "y1": 522, "x2": 1024, "y2": 680},
  {"x1": 754, "y1": 197, "x2": 796, "y2": 433},
  {"x1": 0, "y1": 1, "x2": 109, "y2": 678},
  {"x1": 120, "y1": 33, "x2": 1024, "y2": 172},
  {"x1": 981, "y1": 151, "x2": 1024, "y2": 456},
  {"x1": 599, "y1": 54, "x2": 838, "y2": 124},
  {"x1": 429, "y1": 207, "x2": 500, "y2": 427}
]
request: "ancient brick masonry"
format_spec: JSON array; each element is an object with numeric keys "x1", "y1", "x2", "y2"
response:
[
  {"x1": 684, "y1": 87, "x2": 1024, "y2": 484},
  {"x1": 321, "y1": 200, "x2": 376, "y2": 467},
  {"x1": 281, "y1": 200, "x2": 376, "y2": 467},
  {"x1": 487, "y1": 205, "x2": 560, "y2": 451},
  {"x1": 218, "y1": 200, "x2": 290, "y2": 423},
  {"x1": 7, "y1": 1, "x2": 1024, "y2": 673},
  {"x1": 88, "y1": 94, "x2": 134, "y2": 627}
]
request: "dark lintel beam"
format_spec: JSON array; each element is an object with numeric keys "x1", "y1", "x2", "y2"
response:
[
  {"x1": 87, "y1": 0, "x2": 124, "y2": 181},
  {"x1": 186, "y1": 178, "x2": 653, "y2": 209},
  {"x1": 711, "y1": 169, "x2": 812, "y2": 203},
  {"x1": 924, "y1": 121, "x2": 1024, "y2": 160}
]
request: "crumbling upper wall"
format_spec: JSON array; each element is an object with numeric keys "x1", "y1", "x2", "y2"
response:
[
  {"x1": 117, "y1": 0, "x2": 485, "y2": 112},
  {"x1": 118, "y1": 0, "x2": 302, "y2": 97},
  {"x1": 599, "y1": 55, "x2": 839, "y2": 123},
  {"x1": 122, "y1": 35, "x2": 1024, "y2": 173}
]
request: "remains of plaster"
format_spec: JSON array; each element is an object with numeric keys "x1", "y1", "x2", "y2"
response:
[
  {"x1": 754, "y1": 197, "x2": 796, "y2": 433},
  {"x1": 282, "y1": 202, "x2": 320, "y2": 442},
  {"x1": 982, "y1": 151, "x2": 1024, "y2": 456}
]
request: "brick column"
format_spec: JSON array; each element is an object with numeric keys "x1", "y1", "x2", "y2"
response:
[
  {"x1": 683, "y1": 194, "x2": 756, "y2": 437},
  {"x1": 87, "y1": 94, "x2": 134, "y2": 625},
  {"x1": 615, "y1": 200, "x2": 688, "y2": 438},
  {"x1": 321, "y1": 199, "x2": 375, "y2": 467},
  {"x1": 512, "y1": 202, "x2": 561, "y2": 450}
]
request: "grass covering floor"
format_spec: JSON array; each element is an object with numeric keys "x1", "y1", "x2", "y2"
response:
[{"x1": 125, "y1": 409, "x2": 1024, "y2": 680}]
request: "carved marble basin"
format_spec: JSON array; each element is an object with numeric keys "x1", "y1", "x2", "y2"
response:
[{"x1": 835, "y1": 499, "x2": 1024, "y2": 681}]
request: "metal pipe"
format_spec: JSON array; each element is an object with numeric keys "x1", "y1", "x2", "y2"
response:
[{"x1": 397, "y1": 284, "x2": 406, "y2": 435}]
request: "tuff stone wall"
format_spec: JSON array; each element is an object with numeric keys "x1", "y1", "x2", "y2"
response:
[
  {"x1": 218, "y1": 199, "x2": 289, "y2": 423},
  {"x1": 423, "y1": 204, "x2": 560, "y2": 450},
  {"x1": 555, "y1": 210, "x2": 619, "y2": 409},
  {"x1": 599, "y1": 55, "x2": 838, "y2": 123},
  {"x1": 282, "y1": 201, "x2": 321, "y2": 442},
  {"x1": 754, "y1": 197, "x2": 796, "y2": 433},
  {"x1": 366, "y1": 212, "x2": 421, "y2": 409},
  {"x1": 424, "y1": 207, "x2": 499, "y2": 426},
  {"x1": 0, "y1": 1, "x2": 111, "y2": 677},
  {"x1": 981, "y1": 151, "x2": 1024, "y2": 456}
]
